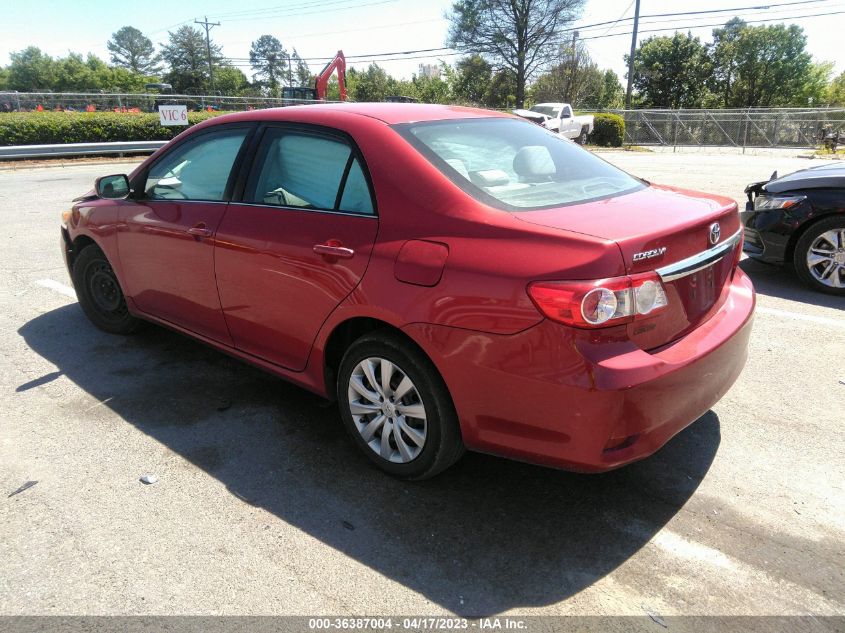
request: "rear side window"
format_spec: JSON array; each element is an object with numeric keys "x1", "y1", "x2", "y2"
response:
[
  {"x1": 245, "y1": 129, "x2": 375, "y2": 215},
  {"x1": 339, "y1": 159, "x2": 374, "y2": 214},
  {"x1": 145, "y1": 128, "x2": 249, "y2": 201}
]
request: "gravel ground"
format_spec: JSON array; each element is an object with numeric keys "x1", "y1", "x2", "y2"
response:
[{"x1": 0, "y1": 152, "x2": 843, "y2": 625}]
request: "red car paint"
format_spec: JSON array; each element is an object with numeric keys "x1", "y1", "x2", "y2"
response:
[{"x1": 62, "y1": 103, "x2": 754, "y2": 471}]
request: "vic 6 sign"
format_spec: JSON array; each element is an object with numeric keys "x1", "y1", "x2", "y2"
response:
[{"x1": 159, "y1": 105, "x2": 188, "y2": 126}]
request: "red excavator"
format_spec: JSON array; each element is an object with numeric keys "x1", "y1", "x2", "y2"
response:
[{"x1": 282, "y1": 50, "x2": 347, "y2": 102}]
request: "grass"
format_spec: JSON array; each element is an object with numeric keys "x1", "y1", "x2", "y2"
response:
[
  {"x1": 590, "y1": 144, "x2": 653, "y2": 153},
  {"x1": 813, "y1": 146, "x2": 845, "y2": 157}
]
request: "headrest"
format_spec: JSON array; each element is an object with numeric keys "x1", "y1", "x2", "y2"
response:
[
  {"x1": 445, "y1": 158, "x2": 470, "y2": 180},
  {"x1": 513, "y1": 145, "x2": 556, "y2": 178}
]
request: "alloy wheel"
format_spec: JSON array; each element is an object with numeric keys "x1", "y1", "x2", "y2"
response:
[{"x1": 806, "y1": 229, "x2": 845, "y2": 289}]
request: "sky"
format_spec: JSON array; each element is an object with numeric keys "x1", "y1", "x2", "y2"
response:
[{"x1": 1, "y1": 0, "x2": 843, "y2": 85}]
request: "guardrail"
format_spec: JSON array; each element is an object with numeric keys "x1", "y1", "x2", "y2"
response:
[{"x1": 0, "y1": 141, "x2": 167, "y2": 160}]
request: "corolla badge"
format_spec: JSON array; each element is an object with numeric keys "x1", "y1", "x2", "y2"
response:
[
  {"x1": 632, "y1": 246, "x2": 667, "y2": 262},
  {"x1": 709, "y1": 222, "x2": 721, "y2": 245}
]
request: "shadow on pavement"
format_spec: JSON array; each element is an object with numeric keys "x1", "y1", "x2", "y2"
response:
[
  {"x1": 740, "y1": 258, "x2": 845, "y2": 309},
  {"x1": 19, "y1": 304, "x2": 721, "y2": 616}
]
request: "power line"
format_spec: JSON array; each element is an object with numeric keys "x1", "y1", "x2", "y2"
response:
[
  {"x1": 272, "y1": 17, "x2": 444, "y2": 41},
  {"x1": 227, "y1": 3, "x2": 841, "y2": 68},
  {"x1": 564, "y1": 0, "x2": 834, "y2": 32},
  {"x1": 203, "y1": 0, "x2": 376, "y2": 20},
  {"x1": 227, "y1": 47, "x2": 454, "y2": 63},
  {"x1": 578, "y1": 1, "x2": 845, "y2": 32},
  {"x1": 577, "y1": 8, "x2": 845, "y2": 40},
  {"x1": 598, "y1": 0, "x2": 636, "y2": 37},
  {"x1": 222, "y1": 0, "x2": 400, "y2": 22},
  {"x1": 159, "y1": 2, "x2": 841, "y2": 78},
  {"x1": 149, "y1": 0, "x2": 399, "y2": 35}
]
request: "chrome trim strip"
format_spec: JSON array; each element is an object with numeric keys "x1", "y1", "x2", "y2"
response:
[
  {"x1": 229, "y1": 201, "x2": 379, "y2": 219},
  {"x1": 656, "y1": 229, "x2": 741, "y2": 282}
]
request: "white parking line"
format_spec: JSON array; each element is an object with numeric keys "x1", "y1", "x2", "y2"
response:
[
  {"x1": 35, "y1": 279, "x2": 76, "y2": 299},
  {"x1": 756, "y1": 306, "x2": 845, "y2": 329},
  {"x1": 652, "y1": 529, "x2": 734, "y2": 569}
]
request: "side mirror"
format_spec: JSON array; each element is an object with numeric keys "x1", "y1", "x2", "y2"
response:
[{"x1": 95, "y1": 174, "x2": 131, "y2": 199}]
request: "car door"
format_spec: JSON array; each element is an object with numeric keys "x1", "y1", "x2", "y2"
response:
[
  {"x1": 119, "y1": 125, "x2": 253, "y2": 343},
  {"x1": 559, "y1": 105, "x2": 575, "y2": 136},
  {"x1": 215, "y1": 125, "x2": 379, "y2": 371}
]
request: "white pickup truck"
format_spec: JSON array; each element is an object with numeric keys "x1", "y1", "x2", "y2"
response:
[{"x1": 512, "y1": 103, "x2": 594, "y2": 144}]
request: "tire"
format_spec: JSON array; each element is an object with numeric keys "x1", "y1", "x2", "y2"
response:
[
  {"x1": 576, "y1": 126, "x2": 589, "y2": 145},
  {"x1": 71, "y1": 244, "x2": 143, "y2": 334},
  {"x1": 793, "y1": 216, "x2": 845, "y2": 295},
  {"x1": 337, "y1": 332, "x2": 464, "y2": 480}
]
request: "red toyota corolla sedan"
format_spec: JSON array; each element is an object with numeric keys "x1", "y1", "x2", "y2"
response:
[{"x1": 61, "y1": 104, "x2": 755, "y2": 479}]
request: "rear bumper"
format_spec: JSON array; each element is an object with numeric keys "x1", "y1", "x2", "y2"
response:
[{"x1": 405, "y1": 269, "x2": 755, "y2": 472}]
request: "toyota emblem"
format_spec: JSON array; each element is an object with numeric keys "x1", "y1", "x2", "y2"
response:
[{"x1": 709, "y1": 222, "x2": 721, "y2": 245}]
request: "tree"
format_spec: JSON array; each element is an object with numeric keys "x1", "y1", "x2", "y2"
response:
[
  {"x1": 291, "y1": 49, "x2": 312, "y2": 87},
  {"x1": 412, "y1": 63, "x2": 453, "y2": 103},
  {"x1": 709, "y1": 20, "x2": 829, "y2": 107},
  {"x1": 215, "y1": 65, "x2": 251, "y2": 95},
  {"x1": 453, "y1": 54, "x2": 492, "y2": 104},
  {"x1": 160, "y1": 25, "x2": 222, "y2": 93},
  {"x1": 486, "y1": 69, "x2": 518, "y2": 108},
  {"x1": 708, "y1": 18, "x2": 744, "y2": 107},
  {"x1": 249, "y1": 35, "x2": 287, "y2": 96},
  {"x1": 54, "y1": 53, "x2": 95, "y2": 92},
  {"x1": 828, "y1": 71, "x2": 845, "y2": 106},
  {"x1": 597, "y1": 70, "x2": 624, "y2": 109},
  {"x1": 629, "y1": 32, "x2": 712, "y2": 108},
  {"x1": 107, "y1": 26, "x2": 160, "y2": 74},
  {"x1": 6, "y1": 47, "x2": 57, "y2": 91},
  {"x1": 352, "y1": 64, "x2": 393, "y2": 102},
  {"x1": 529, "y1": 41, "x2": 610, "y2": 106},
  {"x1": 447, "y1": 0, "x2": 585, "y2": 108}
]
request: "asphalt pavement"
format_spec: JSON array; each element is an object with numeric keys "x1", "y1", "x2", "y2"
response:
[{"x1": 0, "y1": 153, "x2": 843, "y2": 621}]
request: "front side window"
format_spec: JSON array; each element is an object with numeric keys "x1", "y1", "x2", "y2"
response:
[
  {"x1": 245, "y1": 129, "x2": 375, "y2": 215},
  {"x1": 144, "y1": 128, "x2": 249, "y2": 201},
  {"x1": 395, "y1": 118, "x2": 643, "y2": 211}
]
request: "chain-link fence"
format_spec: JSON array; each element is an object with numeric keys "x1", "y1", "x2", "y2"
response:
[
  {"x1": 610, "y1": 107, "x2": 845, "y2": 149},
  {"x1": 4, "y1": 94, "x2": 845, "y2": 150},
  {"x1": 0, "y1": 91, "x2": 338, "y2": 113}
]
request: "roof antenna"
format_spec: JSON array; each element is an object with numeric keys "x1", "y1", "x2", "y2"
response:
[{"x1": 770, "y1": 170, "x2": 778, "y2": 181}]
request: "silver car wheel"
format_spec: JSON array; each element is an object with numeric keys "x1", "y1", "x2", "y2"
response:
[
  {"x1": 347, "y1": 357, "x2": 428, "y2": 464},
  {"x1": 806, "y1": 229, "x2": 845, "y2": 288}
]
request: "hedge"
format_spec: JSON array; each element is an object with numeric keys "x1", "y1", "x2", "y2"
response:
[
  {"x1": 587, "y1": 113, "x2": 625, "y2": 147},
  {"x1": 0, "y1": 111, "x2": 226, "y2": 146}
]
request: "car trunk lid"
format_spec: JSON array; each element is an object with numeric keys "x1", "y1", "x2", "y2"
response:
[{"x1": 515, "y1": 184, "x2": 742, "y2": 348}]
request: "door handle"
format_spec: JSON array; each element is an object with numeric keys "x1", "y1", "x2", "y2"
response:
[
  {"x1": 313, "y1": 242, "x2": 355, "y2": 259},
  {"x1": 187, "y1": 225, "x2": 213, "y2": 238}
]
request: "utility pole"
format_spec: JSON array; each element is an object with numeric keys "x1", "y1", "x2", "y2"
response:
[
  {"x1": 288, "y1": 54, "x2": 293, "y2": 88},
  {"x1": 195, "y1": 16, "x2": 221, "y2": 94},
  {"x1": 624, "y1": 0, "x2": 641, "y2": 110},
  {"x1": 568, "y1": 30, "x2": 579, "y2": 103}
]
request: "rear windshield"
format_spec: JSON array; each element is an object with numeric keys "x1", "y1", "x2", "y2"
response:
[{"x1": 394, "y1": 118, "x2": 644, "y2": 211}]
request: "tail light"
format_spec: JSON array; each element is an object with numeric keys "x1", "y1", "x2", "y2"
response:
[{"x1": 528, "y1": 273, "x2": 669, "y2": 329}]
